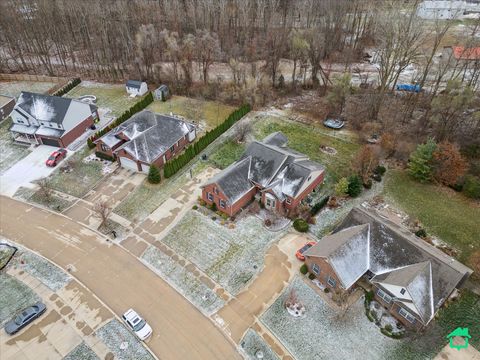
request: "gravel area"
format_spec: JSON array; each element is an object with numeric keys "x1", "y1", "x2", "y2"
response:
[
  {"x1": 141, "y1": 245, "x2": 224, "y2": 315},
  {"x1": 0, "y1": 273, "x2": 41, "y2": 326},
  {"x1": 261, "y1": 276, "x2": 405, "y2": 360},
  {"x1": 63, "y1": 342, "x2": 100, "y2": 360},
  {"x1": 240, "y1": 329, "x2": 280, "y2": 360},
  {"x1": 160, "y1": 210, "x2": 284, "y2": 294},
  {"x1": 96, "y1": 319, "x2": 154, "y2": 360}
]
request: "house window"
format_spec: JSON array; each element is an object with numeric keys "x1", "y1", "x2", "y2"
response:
[
  {"x1": 376, "y1": 288, "x2": 392, "y2": 304},
  {"x1": 219, "y1": 200, "x2": 226, "y2": 209},
  {"x1": 101, "y1": 144, "x2": 110, "y2": 152},
  {"x1": 170, "y1": 145, "x2": 175, "y2": 153},
  {"x1": 327, "y1": 276, "x2": 336, "y2": 288},
  {"x1": 266, "y1": 198, "x2": 276, "y2": 208},
  {"x1": 312, "y1": 263, "x2": 320, "y2": 275},
  {"x1": 398, "y1": 307, "x2": 416, "y2": 323},
  {"x1": 400, "y1": 288, "x2": 406, "y2": 295},
  {"x1": 207, "y1": 192, "x2": 214, "y2": 202},
  {"x1": 286, "y1": 198, "x2": 292, "y2": 205}
]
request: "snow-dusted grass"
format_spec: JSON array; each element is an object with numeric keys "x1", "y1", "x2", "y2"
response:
[
  {"x1": 0, "y1": 118, "x2": 31, "y2": 174},
  {"x1": 141, "y1": 246, "x2": 224, "y2": 315},
  {"x1": 261, "y1": 276, "x2": 405, "y2": 360},
  {"x1": 240, "y1": 329, "x2": 280, "y2": 360},
  {"x1": 12, "y1": 249, "x2": 71, "y2": 291},
  {"x1": 159, "y1": 210, "x2": 283, "y2": 294},
  {"x1": 65, "y1": 82, "x2": 146, "y2": 117},
  {"x1": 14, "y1": 186, "x2": 73, "y2": 212},
  {"x1": 96, "y1": 319, "x2": 154, "y2": 360},
  {"x1": 0, "y1": 243, "x2": 16, "y2": 269},
  {"x1": 48, "y1": 147, "x2": 103, "y2": 198},
  {"x1": 0, "y1": 273, "x2": 40, "y2": 326},
  {"x1": 0, "y1": 80, "x2": 56, "y2": 98},
  {"x1": 64, "y1": 342, "x2": 99, "y2": 360}
]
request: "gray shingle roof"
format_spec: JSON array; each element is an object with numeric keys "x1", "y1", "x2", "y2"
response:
[
  {"x1": 112, "y1": 110, "x2": 194, "y2": 163},
  {"x1": 263, "y1": 131, "x2": 288, "y2": 147},
  {"x1": 17, "y1": 92, "x2": 72, "y2": 124},
  {"x1": 126, "y1": 80, "x2": 143, "y2": 89},
  {"x1": 209, "y1": 158, "x2": 253, "y2": 203}
]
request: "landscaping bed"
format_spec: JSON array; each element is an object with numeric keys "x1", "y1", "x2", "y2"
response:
[
  {"x1": 64, "y1": 342, "x2": 99, "y2": 360},
  {"x1": 384, "y1": 170, "x2": 480, "y2": 263},
  {"x1": 240, "y1": 328, "x2": 280, "y2": 360},
  {"x1": 159, "y1": 210, "x2": 284, "y2": 294},
  {"x1": 48, "y1": 147, "x2": 104, "y2": 198},
  {"x1": 141, "y1": 245, "x2": 224, "y2": 315}
]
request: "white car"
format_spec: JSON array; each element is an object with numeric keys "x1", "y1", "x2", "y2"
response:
[{"x1": 121, "y1": 309, "x2": 152, "y2": 341}]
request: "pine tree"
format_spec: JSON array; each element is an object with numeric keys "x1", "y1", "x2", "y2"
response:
[
  {"x1": 148, "y1": 164, "x2": 161, "y2": 184},
  {"x1": 408, "y1": 138, "x2": 437, "y2": 183},
  {"x1": 87, "y1": 137, "x2": 95, "y2": 149}
]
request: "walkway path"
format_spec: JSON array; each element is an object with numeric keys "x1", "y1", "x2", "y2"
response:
[{"x1": 0, "y1": 196, "x2": 240, "y2": 360}]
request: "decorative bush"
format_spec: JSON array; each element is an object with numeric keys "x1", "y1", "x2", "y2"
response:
[
  {"x1": 347, "y1": 175, "x2": 363, "y2": 197},
  {"x1": 264, "y1": 219, "x2": 272, "y2": 227},
  {"x1": 365, "y1": 290, "x2": 374, "y2": 304},
  {"x1": 211, "y1": 216, "x2": 217, "y2": 221},
  {"x1": 363, "y1": 179, "x2": 373, "y2": 189},
  {"x1": 300, "y1": 264, "x2": 308, "y2": 275},
  {"x1": 385, "y1": 324, "x2": 393, "y2": 332},
  {"x1": 95, "y1": 151, "x2": 114, "y2": 162},
  {"x1": 415, "y1": 229, "x2": 427, "y2": 238},
  {"x1": 199, "y1": 199, "x2": 206, "y2": 206},
  {"x1": 147, "y1": 164, "x2": 161, "y2": 184},
  {"x1": 210, "y1": 202, "x2": 217, "y2": 211},
  {"x1": 163, "y1": 104, "x2": 251, "y2": 178},
  {"x1": 192, "y1": 205, "x2": 198, "y2": 210},
  {"x1": 87, "y1": 137, "x2": 95, "y2": 149},
  {"x1": 374, "y1": 165, "x2": 387, "y2": 176},
  {"x1": 324, "y1": 288, "x2": 330, "y2": 293},
  {"x1": 463, "y1": 175, "x2": 480, "y2": 199},
  {"x1": 293, "y1": 218, "x2": 309, "y2": 232},
  {"x1": 308, "y1": 273, "x2": 316, "y2": 280},
  {"x1": 334, "y1": 177, "x2": 349, "y2": 196},
  {"x1": 310, "y1": 196, "x2": 330, "y2": 215},
  {"x1": 52, "y1": 78, "x2": 81, "y2": 97}
]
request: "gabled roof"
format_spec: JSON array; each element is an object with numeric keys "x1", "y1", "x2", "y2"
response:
[
  {"x1": 126, "y1": 80, "x2": 144, "y2": 89},
  {"x1": 106, "y1": 110, "x2": 194, "y2": 163},
  {"x1": 305, "y1": 224, "x2": 370, "y2": 289},
  {"x1": 16, "y1": 92, "x2": 71, "y2": 124},
  {"x1": 263, "y1": 131, "x2": 288, "y2": 147}
]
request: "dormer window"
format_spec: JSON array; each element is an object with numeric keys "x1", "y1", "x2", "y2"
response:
[{"x1": 400, "y1": 288, "x2": 406, "y2": 295}]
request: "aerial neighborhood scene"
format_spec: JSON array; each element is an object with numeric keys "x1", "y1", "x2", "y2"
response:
[{"x1": 1, "y1": 1, "x2": 480, "y2": 360}]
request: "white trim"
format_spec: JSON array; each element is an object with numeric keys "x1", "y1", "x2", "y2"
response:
[
  {"x1": 398, "y1": 307, "x2": 416, "y2": 323},
  {"x1": 312, "y1": 263, "x2": 320, "y2": 275},
  {"x1": 376, "y1": 288, "x2": 392, "y2": 303}
]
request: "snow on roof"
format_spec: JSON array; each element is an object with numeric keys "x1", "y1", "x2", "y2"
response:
[
  {"x1": 405, "y1": 262, "x2": 434, "y2": 322},
  {"x1": 9, "y1": 123, "x2": 38, "y2": 135},
  {"x1": 34, "y1": 126, "x2": 64, "y2": 137},
  {"x1": 126, "y1": 80, "x2": 144, "y2": 88}
]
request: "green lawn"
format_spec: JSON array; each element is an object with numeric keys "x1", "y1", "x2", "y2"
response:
[
  {"x1": 208, "y1": 140, "x2": 245, "y2": 170},
  {"x1": 65, "y1": 82, "x2": 146, "y2": 117},
  {"x1": 48, "y1": 147, "x2": 104, "y2": 198},
  {"x1": 384, "y1": 170, "x2": 480, "y2": 263},
  {"x1": 253, "y1": 117, "x2": 361, "y2": 189},
  {"x1": 0, "y1": 80, "x2": 57, "y2": 98},
  {"x1": 147, "y1": 96, "x2": 235, "y2": 131}
]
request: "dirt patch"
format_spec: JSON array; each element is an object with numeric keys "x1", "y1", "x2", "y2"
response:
[{"x1": 60, "y1": 305, "x2": 73, "y2": 316}]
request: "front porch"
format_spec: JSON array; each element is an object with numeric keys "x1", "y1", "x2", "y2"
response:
[{"x1": 9, "y1": 123, "x2": 39, "y2": 145}]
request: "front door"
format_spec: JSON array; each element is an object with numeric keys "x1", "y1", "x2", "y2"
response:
[{"x1": 265, "y1": 193, "x2": 276, "y2": 210}]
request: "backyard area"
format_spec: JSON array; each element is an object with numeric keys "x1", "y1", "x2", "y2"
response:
[
  {"x1": 64, "y1": 81, "x2": 146, "y2": 117},
  {"x1": 0, "y1": 119, "x2": 31, "y2": 174},
  {"x1": 261, "y1": 276, "x2": 480, "y2": 360},
  {"x1": 156, "y1": 210, "x2": 284, "y2": 294},
  {"x1": 147, "y1": 95, "x2": 236, "y2": 132},
  {"x1": 0, "y1": 80, "x2": 57, "y2": 98},
  {"x1": 384, "y1": 170, "x2": 480, "y2": 264}
]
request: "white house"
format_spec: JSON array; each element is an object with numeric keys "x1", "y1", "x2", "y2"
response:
[{"x1": 126, "y1": 80, "x2": 148, "y2": 97}]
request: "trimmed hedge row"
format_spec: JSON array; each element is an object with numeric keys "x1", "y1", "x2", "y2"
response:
[
  {"x1": 53, "y1": 78, "x2": 81, "y2": 97},
  {"x1": 95, "y1": 151, "x2": 115, "y2": 162},
  {"x1": 87, "y1": 92, "x2": 154, "y2": 148},
  {"x1": 163, "y1": 104, "x2": 251, "y2": 178},
  {"x1": 310, "y1": 195, "x2": 330, "y2": 215}
]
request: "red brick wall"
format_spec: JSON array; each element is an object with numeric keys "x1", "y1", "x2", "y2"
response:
[
  {"x1": 95, "y1": 139, "x2": 124, "y2": 158},
  {"x1": 60, "y1": 115, "x2": 94, "y2": 147},
  {"x1": 287, "y1": 171, "x2": 325, "y2": 210},
  {"x1": 116, "y1": 149, "x2": 141, "y2": 171},
  {"x1": 202, "y1": 183, "x2": 256, "y2": 216},
  {"x1": 304, "y1": 256, "x2": 342, "y2": 290}
]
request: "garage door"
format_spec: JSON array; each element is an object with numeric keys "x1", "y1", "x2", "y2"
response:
[
  {"x1": 140, "y1": 163, "x2": 150, "y2": 174},
  {"x1": 119, "y1": 156, "x2": 139, "y2": 172},
  {"x1": 41, "y1": 138, "x2": 61, "y2": 147}
]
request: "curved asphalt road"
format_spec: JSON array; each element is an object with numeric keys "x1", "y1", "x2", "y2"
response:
[{"x1": 0, "y1": 196, "x2": 240, "y2": 360}]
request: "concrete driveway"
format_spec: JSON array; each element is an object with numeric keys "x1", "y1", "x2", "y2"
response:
[
  {"x1": 0, "y1": 196, "x2": 240, "y2": 360},
  {"x1": 0, "y1": 145, "x2": 72, "y2": 196}
]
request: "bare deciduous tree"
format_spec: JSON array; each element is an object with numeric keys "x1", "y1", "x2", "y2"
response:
[
  {"x1": 93, "y1": 200, "x2": 111, "y2": 230},
  {"x1": 37, "y1": 178, "x2": 53, "y2": 203}
]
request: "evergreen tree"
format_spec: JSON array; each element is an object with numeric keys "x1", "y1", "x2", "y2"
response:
[
  {"x1": 347, "y1": 175, "x2": 362, "y2": 197},
  {"x1": 87, "y1": 137, "x2": 95, "y2": 149},
  {"x1": 148, "y1": 164, "x2": 161, "y2": 184},
  {"x1": 408, "y1": 138, "x2": 437, "y2": 183}
]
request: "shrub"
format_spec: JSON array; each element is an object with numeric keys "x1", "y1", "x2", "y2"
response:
[
  {"x1": 463, "y1": 175, "x2": 480, "y2": 199},
  {"x1": 230, "y1": 216, "x2": 236, "y2": 221},
  {"x1": 293, "y1": 218, "x2": 309, "y2": 232},
  {"x1": 324, "y1": 288, "x2": 330, "y2": 293},
  {"x1": 366, "y1": 310, "x2": 375, "y2": 322},
  {"x1": 374, "y1": 165, "x2": 386, "y2": 176},
  {"x1": 334, "y1": 177, "x2": 349, "y2": 196},
  {"x1": 347, "y1": 175, "x2": 362, "y2": 197},
  {"x1": 199, "y1": 199, "x2": 206, "y2": 206},
  {"x1": 147, "y1": 164, "x2": 161, "y2": 184},
  {"x1": 210, "y1": 202, "x2": 217, "y2": 211},
  {"x1": 415, "y1": 229, "x2": 427, "y2": 238},
  {"x1": 264, "y1": 219, "x2": 272, "y2": 227},
  {"x1": 385, "y1": 324, "x2": 393, "y2": 332},
  {"x1": 95, "y1": 151, "x2": 114, "y2": 162},
  {"x1": 211, "y1": 216, "x2": 217, "y2": 221},
  {"x1": 408, "y1": 138, "x2": 437, "y2": 183},
  {"x1": 363, "y1": 179, "x2": 372, "y2": 189},
  {"x1": 52, "y1": 78, "x2": 81, "y2": 97},
  {"x1": 221, "y1": 212, "x2": 229, "y2": 220},
  {"x1": 192, "y1": 205, "x2": 198, "y2": 210},
  {"x1": 365, "y1": 290, "x2": 374, "y2": 303},
  {"x1": 259, "y1": 200, "x2": 265, "y2": 209},
  {"x1": 371, "y1": 173, "x2": 382, "y2": 182},
  {"x1": 300, "y1": 264, "x2": 308, "y2": 275},
  {"x1": 310, "y1": 196, "x2": 330, "y2": 215},
  {"x1": 87, "y1": 137, "x2": 95, "y2": 149},
  {"x1": 449, "y1": 182, "x2": 464, "y2": 192},
  {"x1": 308, "y1": 273, "x2": 316, "y2": 280}
]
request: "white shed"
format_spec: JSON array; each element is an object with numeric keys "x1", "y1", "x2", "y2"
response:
[{"x1": 126, "y1": 80, "x2": 148, "y2": 97}]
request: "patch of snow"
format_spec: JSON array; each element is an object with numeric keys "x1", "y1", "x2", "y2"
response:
[
  {"x1": 64, "y1": 342, "x2": 99, "y2": 360},
  {"x1": 240, "y1": 329, "x2": 280, "y2": 360},
  {"x1": 31, "y1": 98, "x2": 56, "y2": 122}
]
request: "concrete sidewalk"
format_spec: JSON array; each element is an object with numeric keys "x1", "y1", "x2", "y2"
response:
[{"x1": 0, "y1": 196, "x2": 240, "y2": 360}]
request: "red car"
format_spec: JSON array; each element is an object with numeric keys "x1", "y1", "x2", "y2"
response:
[
  {"x1": 295, "y1": 241, "x2": 317, "y2": 261},
  {"x1": 46, "y1": 149, "x2": 67, "y2": 167}
]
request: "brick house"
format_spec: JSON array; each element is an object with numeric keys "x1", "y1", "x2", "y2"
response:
[
  {"x1": 201, "y1": 132, "x2": 325, "y2": 216},
  {"x1": 304, "y1": 207, "x2": 473, "y2": 330},
  {"x1": 9, "y1": 92, "x2": 98, "y2": 147},
  {"x1": 95, "y1": 110, "x2": 196, "y2": 173}
]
